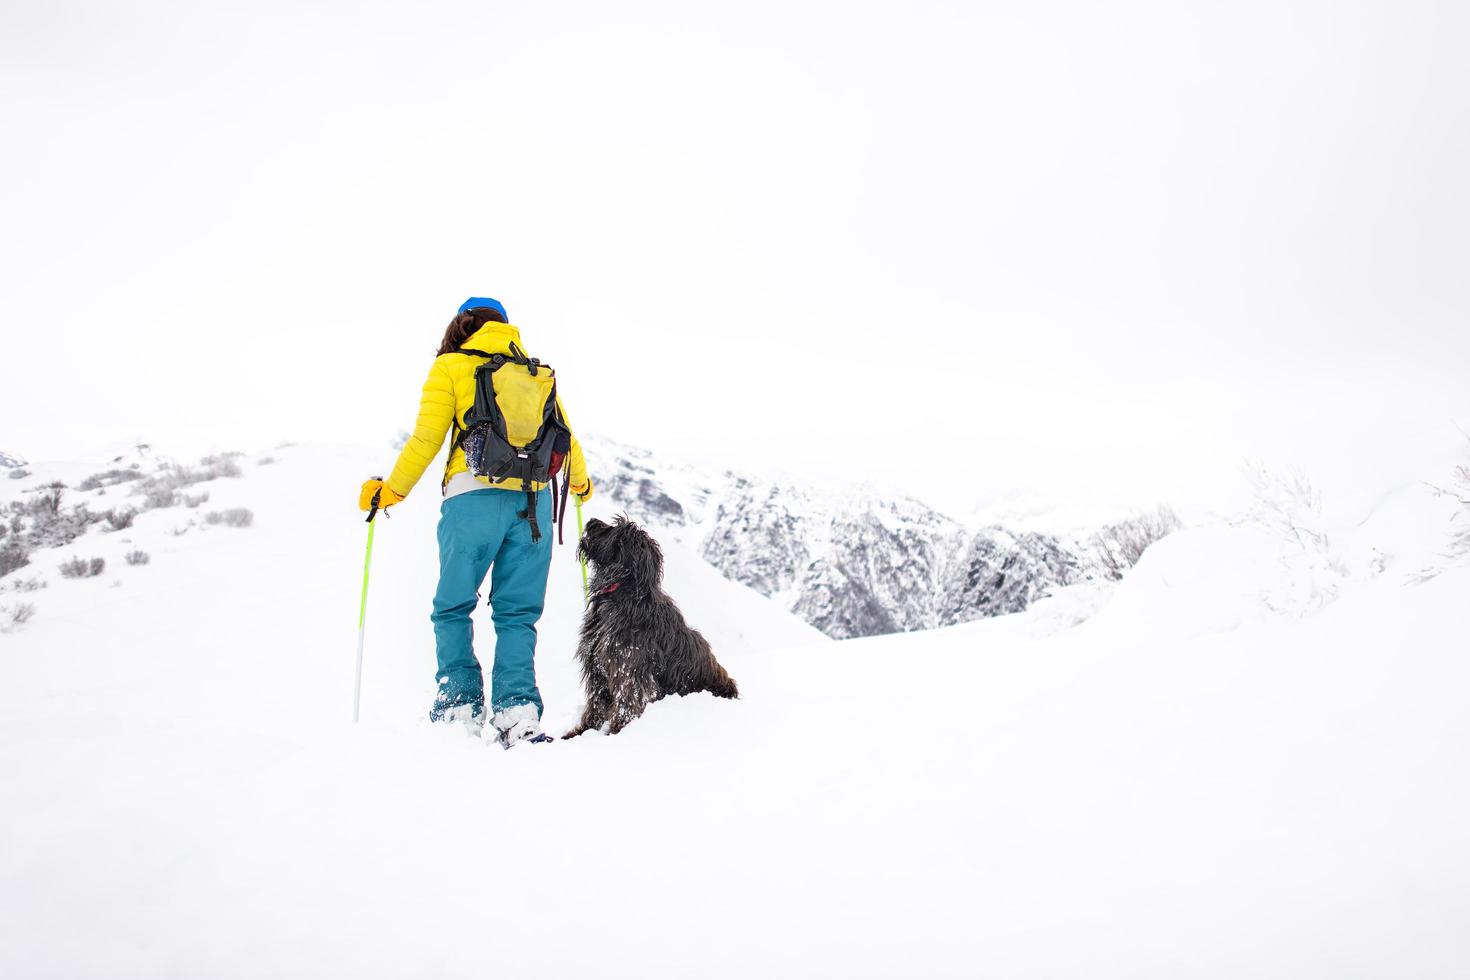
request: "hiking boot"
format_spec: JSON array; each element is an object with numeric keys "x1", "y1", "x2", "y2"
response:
[
  {"x1": 492, "y1": 704, "x2": 552, "y2": 749},
  {"x1": 429, "y1": 699, "x2": 485, "y2": 736}
]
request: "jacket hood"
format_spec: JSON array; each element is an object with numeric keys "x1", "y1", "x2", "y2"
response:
[{"x1": 458, "y1": 322, "x2": 524, "y2": 354}]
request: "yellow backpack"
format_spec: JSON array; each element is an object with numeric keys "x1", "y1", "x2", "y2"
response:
[{"x1": 450, "y1": 342, "x2": 572, "y2": 542}]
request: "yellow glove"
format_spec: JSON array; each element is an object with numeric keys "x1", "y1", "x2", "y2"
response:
[
  {"x1": 570, "y1": 478, "x2": 593, "y2": 503},
  {"x1": 359, "y1": 478, "x2": 405, "y2": 512}
]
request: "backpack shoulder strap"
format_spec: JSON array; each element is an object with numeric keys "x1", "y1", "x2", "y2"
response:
[
  {"x1": 507, "y1": 342, "x2": 545, "y2": 376},
  {"x1": 457, "y1": 344, "x2": 551, "y2": 374}
]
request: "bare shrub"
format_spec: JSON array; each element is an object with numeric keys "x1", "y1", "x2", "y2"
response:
[
  {"x1": 104, "y1": 508, "x2": 137, "y2": 532},
  {"x1": 59, "y1": 556, "x2": 105, "y2": 579},
  {"x1": 1091, "y1": 506, "x2": 1182, "y2": 580},
  {"x1": 125, "y1": 549, "x2": 150, "y2": 566},
  {"x1": 205, "y1": 508, "x2": 254, "y2": 528},
  {"x1": 143, "y1": 487, "x2": 179, "y2": 509},
  {"x1": 1, "y1": 601, "x2": 36, "y2": 632},
  {"x1": 7, "y1": 469, "x2": 28, "y2": 480},
  {"x1": 22, "y1": 501, "x2": 101, "y2": 550},
  {"x1": 1, "y1": 540, "x2": 30, "y2": 577},
  {"x1": 1241, "y1": 461, "x2": 1348, "y2": 615},
  {"x1": 131, "y1": 456, "x2": 243, "y2": 510},
  {"x1": 1449, "y1": 461, "x2": 1470, "y2": 561},
  {"x1": 182, "y1": 491, "x2": 210, "y2": 508},
  {"x1": 78, "y1": 469, "x2": 145, "y2": 492},
  {"x1": 257, "y1": 456, "x2": 277, "y2": 466},
  {"x1": 31, "y1": 481, "x2": 66, "y2": 516},
  {"x1": 1424, "y1": 433, "x2": 1470, "y2": 570},
  {"x1": 0, "y1": 576, "x2": 46, "y2": 593},
  {"x1": 199, "y1": 453, "x2": 244, "y2": 477}
]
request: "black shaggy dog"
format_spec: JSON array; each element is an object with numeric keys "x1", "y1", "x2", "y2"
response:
[{"x1": 565, "y1": 516, "x2": 738, "y2": 737}]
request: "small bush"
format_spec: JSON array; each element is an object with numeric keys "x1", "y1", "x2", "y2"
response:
[
  {"x1": 205, "y1": 508, "x2": 254, "y2": 528},
  {"x1": 7, "y1": 468, "x2": 28, "y2": 480},
  {"x1": 1, "y1": 541, "x2": 31, "y2": 577},
  {"x1": 257, "y1": 455, "x2": 277, "y2": 466},
  {"x1": 182, "y1": 491, "x2": 210, "y2": 508},
  {"x1": 78, "y1": 469, "x2": 145, "y2": 492},
  {"x1": 0, "y1": 576, "x2": 46, "y2": 593},
  {"x1": 130, "y1": 456, "x2": 244, "y2": 510},
  {"x1": 58, "y1": 556, "x2": 105, "y2": 579},
  {"x1": 1450, "y1": 462, "x2": 1470, "y2": 562},
  {"x1": 1424, "y1": 434, "x2": 1470, "y2": 570},
  {"x1": 30, "y1": 481, "x2": 66, "y2": 517},
  {"x1": 1242, "y1": 461, "x2": 1348, "y2": 614},
  {"x1": 143, "y1": 487, "x2": 180, "y2": 510},
  {"x1": 104, "y1": 508, "x2": 137, "y2": 532},
  {"x1": 18, "y1": 498, "x2": 99, "y2": 550},
  {"x1": 199, "y1": 454, "x2": 244, "y2": 477},
  {"x1": 125, "y1": 549, "x2": 150, "y2": 566},
  {"x1": 1, "y1": 601, "x2": 36, "y2": 632}
]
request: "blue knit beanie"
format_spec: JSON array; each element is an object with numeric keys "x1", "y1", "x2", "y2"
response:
[{"x1": 458, "y1": 297, "x2": 507, "y2": 319}]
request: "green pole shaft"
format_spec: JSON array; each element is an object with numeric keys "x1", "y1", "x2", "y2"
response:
[
  {"x1": 575, "y1": 496, "x2": 588, "y2": 603},
  {"x1": 358, "y1": 517, "x2": 377, "y2": 629},
  {"x1": 354, "y1": 515, "x2": 377, "y2": 722}
]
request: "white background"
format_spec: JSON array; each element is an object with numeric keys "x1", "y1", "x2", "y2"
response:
[{"x1": 3, "y1": 1, "x2": 1466, "y2": 511}]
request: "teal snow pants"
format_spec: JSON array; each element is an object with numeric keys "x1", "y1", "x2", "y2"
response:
[{"x1": 429, "y1": 487, "x2": 552, "y2": 721}]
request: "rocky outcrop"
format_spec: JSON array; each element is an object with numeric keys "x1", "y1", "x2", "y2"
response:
[{"x1": 592, "y1": 441, "x2": 1113, "y2": 640}]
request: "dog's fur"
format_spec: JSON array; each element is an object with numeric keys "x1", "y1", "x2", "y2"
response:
[{"x1": 564, "y1": 516, "x2": 738, "y2": 737}]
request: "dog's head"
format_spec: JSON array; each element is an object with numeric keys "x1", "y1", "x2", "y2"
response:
[{"x1": 578, "y1": 515, "x2": 664, "y2": 587}]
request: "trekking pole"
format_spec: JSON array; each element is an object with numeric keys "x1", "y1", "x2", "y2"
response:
[
  {"x1": 575, "y1": 495, "x2": 589, "y2": 603},
  {"x1": 354, "y1": 489, "x2": 381, "y2": 723}
]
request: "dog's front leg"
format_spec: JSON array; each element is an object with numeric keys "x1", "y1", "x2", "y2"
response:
[{"x1": 607, "y1": 673, "x2": 660, "y2": 735}]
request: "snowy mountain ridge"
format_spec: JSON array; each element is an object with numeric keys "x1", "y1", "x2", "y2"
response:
[{"x1": 584, "y1": 438, "x2": 1125, "y2": 639}]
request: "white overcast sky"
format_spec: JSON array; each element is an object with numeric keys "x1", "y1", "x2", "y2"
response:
[{"x1": 2, "y1": 1, "x2": 1467, "y2": 514}]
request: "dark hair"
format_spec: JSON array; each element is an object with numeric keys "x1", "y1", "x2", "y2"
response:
[{"x1": 437, "y1": 306, "x2": 508, "y2": 355}]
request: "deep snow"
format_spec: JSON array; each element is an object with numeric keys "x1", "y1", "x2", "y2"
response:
[{"x1": 1, "y1": 439, "x2": 1468, "y2": 979}]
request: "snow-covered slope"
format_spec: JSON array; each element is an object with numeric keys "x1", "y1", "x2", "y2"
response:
[{"x1": 1, "y1": 435, "x2": 1468, "y2": 979}]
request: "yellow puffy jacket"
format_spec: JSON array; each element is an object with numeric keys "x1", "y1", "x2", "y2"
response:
[{"x1": 385, "y1": 323, "x2": 589, "y2": 499}]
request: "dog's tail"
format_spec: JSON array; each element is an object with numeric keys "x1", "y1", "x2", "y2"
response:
[{"x1": 709, "y1": 665, "x2": 739, "y2": 700}]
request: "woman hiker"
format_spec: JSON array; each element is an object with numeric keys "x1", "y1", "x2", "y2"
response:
[{"x1": 359, "y1": 297, "x2": 592, "y2": 748}]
